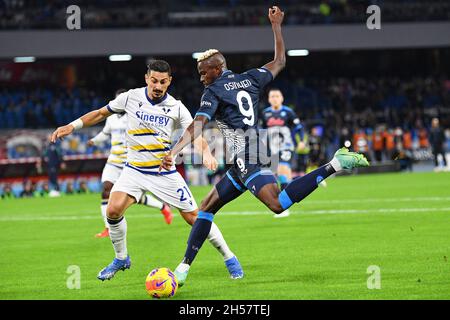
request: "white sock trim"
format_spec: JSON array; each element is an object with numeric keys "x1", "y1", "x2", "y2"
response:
[
  {"x1": 140, "y1": 194, "x2": 164, "y2": 210},
  {"x1": 208, "y1": 222, "x2": 235, "y2": 261},
  {"x1": 176, "y1": 262, "x2": 190, "y2": 273},
  {"x1": 329, "y1": 157, "x2": 342, "y2": 172},
  {"x1": 100, "y1": 203, "x2": 108, "y2": 228},
  {"x1": 107, "y1": 217, "x2": 128, "y2": 260}
]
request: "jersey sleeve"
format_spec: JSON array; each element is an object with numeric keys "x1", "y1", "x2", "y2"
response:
[
  {"x1": 177, "y1": 102, "x2": 194, "y2": 132},
  {"x1": 244, "y1": 67, "x2": 274, "y2": 89},
  {"x1": 285, "y1": 107, "x2": 304, "y2": 140},
  {"x1": 102, "y1": 117, "x2": 112, "y2": 135},
  {"x1": 107, "y1": 91, "x2": 128, "y2": 114},
  {"x1": 90, "y1": 118, "x2": 111, "y2": 146},
  {"x1": 288, "y1": 109, "x2": 301, "y2": 127},
  {"x1": 195, "y1": 88, "x2": 219, "y2": 121},
  {"x1": 90, "y1": 131, "x2": 110, "y2": 146}
]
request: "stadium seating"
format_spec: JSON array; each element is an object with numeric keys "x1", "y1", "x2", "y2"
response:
[
  {"x1": 1, "y1": 0, "x2": 449, "y2": 29},
  {"x1": 0, "y1": 88, "x2": 106, "y2": 129}
]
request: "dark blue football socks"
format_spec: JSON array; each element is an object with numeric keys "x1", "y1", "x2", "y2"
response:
[
  {"x1": 183, "y1": 211, "x2": 214, "y2": 265},
  {"x1": 278, "y1": 163, "x2": 336, "y2": 210}
]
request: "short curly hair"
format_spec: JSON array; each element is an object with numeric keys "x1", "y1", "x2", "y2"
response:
[{"x1": 196, "y1": 49, "x2": 221, "y2": 62}]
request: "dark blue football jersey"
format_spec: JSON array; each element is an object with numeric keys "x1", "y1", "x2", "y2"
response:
[
  {"x1": 195, "y1": 68, "x2": 273, "y2": 159},
  {"x1": 261, "y1": 105, "x2": 300, "y2": 129},
  {"x1": 261, "y1": 105, "x2": 302, "y2": 152}
]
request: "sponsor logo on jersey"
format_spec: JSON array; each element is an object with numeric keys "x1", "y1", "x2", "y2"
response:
[
  {"x1": 201, "y1": 100, "x2": 212, "y2": 107},
  {"x1": 267, "y1": 117, "x2": 286, "y2": 127},
  {"x1": 135, "y1": 111, "x2": 170, "y2": 126}
]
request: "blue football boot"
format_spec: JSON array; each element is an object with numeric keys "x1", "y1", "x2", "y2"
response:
[
  {"x1": 225, "y1": 256, "x2": 244, "y2": 279},
  {"x1": 97, "y1": 256, "x2": 131, "y2": 281}
]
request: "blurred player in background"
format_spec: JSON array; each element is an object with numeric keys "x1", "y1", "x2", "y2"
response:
[
  {"x1": 261, "y1": 88, "x2": 304, "y2": 218},
  {"x1": 429, "y1": 117, "x2": 448, "y2": 171},
  {"x1": 36, "y1": 135, "x2": 66, "y2": 197},
  {"x1": 52, "y1": 60, "x2": 242, "y2": 281},
  {"x1": 87, "y1": 89, "x2": 173, "y2": 239}
]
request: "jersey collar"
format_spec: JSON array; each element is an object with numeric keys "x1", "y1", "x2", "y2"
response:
[
  {"x1": 270, "y1": 105, "x2": 283, "y2": 112},
  {"x1": 220, "y1": 70, "x2": 232, "y2": 77},
  {"x1": 145, "y1": 87, "x2": 168, "y2": 105},
  {"x1": 205, "y1": 69, "x2": 232, "y2": 88}
]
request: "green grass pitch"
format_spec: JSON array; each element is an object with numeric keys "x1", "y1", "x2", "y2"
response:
[{"x1": 1, "y1": 172, "x2": 450, "y2": 300}]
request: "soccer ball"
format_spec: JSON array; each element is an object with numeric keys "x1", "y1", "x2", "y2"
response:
[{"x1": 145, "y1": 267, "x2": 178, "y2": 299}]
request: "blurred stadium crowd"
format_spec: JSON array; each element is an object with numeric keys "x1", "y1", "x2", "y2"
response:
[
  {"x1": 0, "y1": 88, "x2": 106, "y2": 129},
  {"x1": 1, "y1": 74, "x2": 449, "y2": 163},
  {"x1": 1, "y1": 0, "x2": 450, "y2": 29},
  {"x1": 0, "y1": 178, "x2": 97, "y2": 199}
]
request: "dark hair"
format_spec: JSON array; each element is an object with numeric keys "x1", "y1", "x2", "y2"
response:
[
  {"x1": 268, "y1": 88, "x2": 283, "y2": 96},
  {"x1": 115, "y1": 88, "x2": 127, "y2": 97},
  {"x1": 147, "y1": 59, "x2": 171, "y2": 76}
]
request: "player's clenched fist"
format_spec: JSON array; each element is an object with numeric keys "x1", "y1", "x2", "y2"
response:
[
  {"x1": 202, "y1": 152, "x2": 218, "y2": 171},
  {"x1": 51, "y1": 124, "x2": 74, "y2": 143},
  {"x1": 268, "y1": 6, "x2": 284, "y2": 25},
  {"x1": 159, "y1": 153, "x2": 174, "y2": 172}
]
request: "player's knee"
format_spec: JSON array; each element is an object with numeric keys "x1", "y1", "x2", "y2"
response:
[
  {"x1": 106, "y1": 202, "x2": 124, "y2": 219},
  {"x1": 102, "y1": 183, "x2": 113, "y2": 200},
  {"x1": 102, "y1": 190, "x2": 111, "y2": 200},
  {"x1": 199, "y1": 199, "x2": 209, "y2": 211},
  {"x1": 186, "y1": 214, "x2": 197, "y2": 225},
  {"x1": 267, "y1": 201, "x2": 284, "y2": 214}
]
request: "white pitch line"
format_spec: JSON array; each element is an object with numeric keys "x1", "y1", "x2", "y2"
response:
[
  {"x1": 1, "y1": 207, "x2": 450, "y2": 222},
  {"x1": 303, "y1": 196, "x2": 450, "y2": 205}
]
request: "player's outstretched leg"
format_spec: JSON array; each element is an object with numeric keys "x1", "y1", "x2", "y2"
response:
[
  {"x1": 138, "y1": 194, "x2": 173, "y2": 224},
  {"x1": 174, "y1": 175, "x2": 245, "y2": 286},
  {"x1": 95, "y1": 199, "x2": 110, "y2": 238},
  {"x1": 97, "y1": 191, "x2": 135, "y2": 281},
  {"x1": 95, "y1": 181, "x2": 113, "y2": 238},
  {"x1": 178, "y1": 211, "x2": 243, "y2": 284},
  {"x1": 277, "y1": 147, "x2": 369, "y2": 211},
  {"x1": 274, "y1": 160, "x2": 292, "y2": 218},
  {"x1": 208, "y1": 222, "x2": 243, "y2": 279}
]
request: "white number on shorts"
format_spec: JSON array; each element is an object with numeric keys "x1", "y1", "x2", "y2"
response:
[
  {"x1": 177, "y1": 186, "x2": 192, "y2": 202},
  {"x1": 236, "y1": 91, "x2": 254, "y2": 126},
  {"x1": 236, "y1": 158, "x2": 246, "y2": 173}
]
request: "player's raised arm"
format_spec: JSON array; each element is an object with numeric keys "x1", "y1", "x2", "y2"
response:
[
  {"x1": 263, "y1": 6, "x2": 286, "y2": 79},
  {"x1": 51, "y1": 106, "x2": 112, "y2": 143}
]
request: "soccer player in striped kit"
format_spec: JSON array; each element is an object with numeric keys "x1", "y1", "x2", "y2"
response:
[{"x1": 87, "y1": 89, "x2": 173, "y2": 239}]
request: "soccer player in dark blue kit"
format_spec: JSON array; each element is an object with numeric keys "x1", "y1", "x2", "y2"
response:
[
  {"x1": 261, "y1": 88, "x2": 305, "y2": 218},
  {"x1": 160, "y1": 6, "x2": 369, "y2": 286}
]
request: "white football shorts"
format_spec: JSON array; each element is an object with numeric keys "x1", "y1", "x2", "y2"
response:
[
  {"x1": 101, "y1": 163, "x2": 124, "y2": 184},
  {"x1": 110, "y1": 166, "x2": 198, "y2": 212}
]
